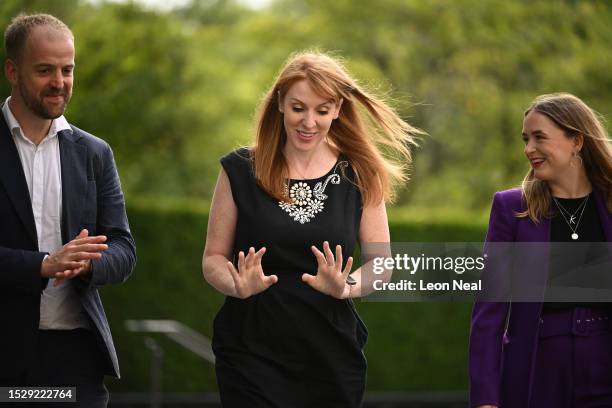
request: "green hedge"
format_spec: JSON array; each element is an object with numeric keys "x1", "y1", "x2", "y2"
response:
[{"x1": 103, "y1": 202, "x2": 487, "y2": 392}]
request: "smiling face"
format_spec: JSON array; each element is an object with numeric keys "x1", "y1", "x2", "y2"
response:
[
  {"x1": 522, "y1": 110, "x2": 582, "y2": 183},
  {"x1": 279, "y1": 79, "x2": 342, "y2": 154},
  {"x1": 6, "y1": 25, "x2": 75, "y2": 120}
]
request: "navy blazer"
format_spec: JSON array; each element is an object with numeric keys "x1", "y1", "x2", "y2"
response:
[
  {"x1": 0, "y1": 112, "x2": 136, "y2": 379},
  {"x1": 469, "y1": 187, "x2": 612, "y2": 407}
]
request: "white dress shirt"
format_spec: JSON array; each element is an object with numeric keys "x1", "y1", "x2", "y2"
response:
[{"x1": 2, "y1": 97, "x2": 89, "y2": 330}]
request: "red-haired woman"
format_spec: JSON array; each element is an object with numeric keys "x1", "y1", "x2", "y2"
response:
[{"x1": 202, "y1": 51, "x2": 420, "y2": 407}]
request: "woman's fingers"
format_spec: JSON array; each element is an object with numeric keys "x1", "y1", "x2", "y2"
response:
[
  {"x1": 323, "y1": 241, "x2": 335, "y2": 266},
  {"x1": 342, "y1": 256, "x2": 353, "y2": 279},
  {"x1": 229, "y1": 255, "x2": 244, "y2": 297},
  {"x1": 263, "y1": 274, "x2": 278, "y2": 287},
  {"x1": 254, "y1": 247, "x2": 266, "y2": 265},
  {"x1": 302, "y1": 273, "x2": 315, "y2": 285},
  {"x1": 311, "y1": 245, "x2": 327, "y2": 267},
  {"x1": 226, "y1": 261, "x2": 240, "y2": 287},
  {"x1": 335, "y1": 245, "x2": 343, "y2": 272},
  {"x1": 245, "y1": 247, "x2": 256, "y2": 269},
  {"x1": 238, "y1": 251, "x2": 246, "y2": 272},
  {"x1": 230, "y1": 247, "x2": 274, "y2": 298}
]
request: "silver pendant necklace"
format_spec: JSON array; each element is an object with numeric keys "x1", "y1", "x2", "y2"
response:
[{"x1": 552, "y1": 195, "x2": 589, "y2": 240}]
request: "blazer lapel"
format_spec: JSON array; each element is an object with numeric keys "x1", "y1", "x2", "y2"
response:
[
  {"x1": 59, "y1": 128, "x2": 87, "y2": 244},
  {"x1": 506, "y1": 213, "x2": 551, "y2": 406},
  {"x1": 523, "y1": 215, "x2": 550, "y2": 242},
  {"x1": 0, "y1": 113, "x2": 38, "y2": 248}
]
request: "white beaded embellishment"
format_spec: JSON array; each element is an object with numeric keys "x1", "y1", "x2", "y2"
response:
[{"x1": 279, "y1": 161, "x2": 348, "y2": 224}]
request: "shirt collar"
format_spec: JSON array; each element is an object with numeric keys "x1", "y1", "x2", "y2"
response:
[{"x1": 2, "y1": 96, "x2": 72, "y2": 144}]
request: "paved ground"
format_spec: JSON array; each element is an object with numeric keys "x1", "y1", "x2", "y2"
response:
[{"x1": 109, "y1": 391, "x2": 468, "y2": 407}]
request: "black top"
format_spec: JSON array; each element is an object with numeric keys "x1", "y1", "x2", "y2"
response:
[
  {"x1": 544, "y1": 193, "x2": 608, "y2": 310},
  {"x1": 211, "y1": 148, "x2": 368, "y2": 407}
]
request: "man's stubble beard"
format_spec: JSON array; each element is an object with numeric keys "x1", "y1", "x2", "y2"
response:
[{"x1": 18, "y1": 76, "x2": 71, "y2": 120}]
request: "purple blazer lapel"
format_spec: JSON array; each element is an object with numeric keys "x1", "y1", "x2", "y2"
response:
[
  {"x1": 516, "y1": 211, "x2": 550, "y2": 242},
  {"x1": 503, "y1": 215, "x2": 550, "y2": 406}
]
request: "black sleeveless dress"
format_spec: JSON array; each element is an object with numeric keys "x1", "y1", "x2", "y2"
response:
[{"x1": 212, "y1": 148, "x2": 368, "y2": 408}]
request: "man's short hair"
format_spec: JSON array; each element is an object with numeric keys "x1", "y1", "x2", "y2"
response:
[{"x1": 4, "y1": 13, "x2": 73, "y2": 62}]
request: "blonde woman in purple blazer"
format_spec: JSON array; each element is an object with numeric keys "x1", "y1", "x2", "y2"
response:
[{"x1": 469, "y1": 93, "x2": 612, "y2": 408}]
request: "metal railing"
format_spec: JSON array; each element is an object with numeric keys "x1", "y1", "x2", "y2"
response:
[
  {"x1": 124, "y1": 320, "x2": 216, "y2": 408},
  {"x1": 125, "y1": 320, "x2": 215, "y2": 364}
]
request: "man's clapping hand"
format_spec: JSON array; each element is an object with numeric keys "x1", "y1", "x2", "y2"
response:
[{"x1": 40, "y1": 229, "x2": 108, "y2": 285}]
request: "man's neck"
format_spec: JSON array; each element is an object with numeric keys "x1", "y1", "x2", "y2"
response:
[{"x1": 8, "y1": 97, "x2": 52, "y2": 145}]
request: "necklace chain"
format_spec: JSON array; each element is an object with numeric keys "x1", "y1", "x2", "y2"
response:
[
  {"x1": 555, "y1": 196, "x2": 588, "y2": 224},
  {"x1": 552, "y1": 195, "x2": 589, "y2": 240},
  {"x1": 288, "y1": 159, "x2": 314, "y2": 180},
  {"x1": 291, "y1": 164, "x2": 308, "y2": 180}
]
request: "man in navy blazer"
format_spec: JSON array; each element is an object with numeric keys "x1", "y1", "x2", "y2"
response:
[{"x1": 0, "y1": 13, "x2": 135, "y2": 406}]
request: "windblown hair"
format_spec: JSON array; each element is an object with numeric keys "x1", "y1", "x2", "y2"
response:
[
  {"x1": 4, "y1": 13, "x2": 73, "y2": 62},
  {"x1": 518, "y1": 93, "x2": 612, "y2": 222},
  {"x1": 251, "y1": 51, "x2": 422, "y2": 205}
]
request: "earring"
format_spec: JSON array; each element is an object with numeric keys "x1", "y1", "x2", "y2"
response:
[{"x1": 570, "y1": 151, "x2": 583, "y2": 167}]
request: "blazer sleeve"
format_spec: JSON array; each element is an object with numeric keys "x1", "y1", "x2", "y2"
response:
[
  {"x1": 0, "y1": 247, "x2": 47, "y2": 293},
  {"x1": 83, "y1": 143, "x2": 136, "y2": 288},
  {"x1": 469, "y1": 191, "x2": 515, "y2": 407}
]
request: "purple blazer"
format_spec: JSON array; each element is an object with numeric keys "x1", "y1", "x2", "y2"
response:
[{"x1": 469, "y1": 187, "x2": 612, "y2": 408}]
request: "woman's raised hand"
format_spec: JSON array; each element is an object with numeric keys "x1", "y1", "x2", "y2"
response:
[
  {"x1": 227, "y1": 247, "x2": 278, "y2": 299},
  {"x1": 303, "y1": 241, "x2": 354, "y2": 299}
]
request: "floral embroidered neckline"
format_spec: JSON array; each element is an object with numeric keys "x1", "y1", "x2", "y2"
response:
[{"x1": 278, "y1": 160, "x2": 348, "y2": 224}]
